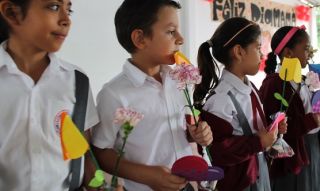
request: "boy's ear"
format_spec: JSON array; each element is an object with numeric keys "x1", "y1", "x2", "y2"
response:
[
  {"x1": 0, "y1": 1, "x2": 23, "y2": 26},
  {"x1": 131, "y1": 29, "x2": 147, "y2": 50}
]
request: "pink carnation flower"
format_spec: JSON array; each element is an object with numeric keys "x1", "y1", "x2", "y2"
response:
[
  {"x1": 169, "y1": 63, "x2": 202, "y2": 90},
  {"x1": 113, "y1": 108, "x2": 144, "y2": 127},
  {"x1": 305, "y1": 71, "x2": 320, "y2": 92},
  {"x1": 111, "y1": 108, "x2": 143, "y2": 188}
]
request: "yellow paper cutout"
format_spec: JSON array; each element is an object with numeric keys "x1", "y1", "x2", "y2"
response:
[
  {"x1": 60, "y1": 112, "x2": 89, "y2": 160},
  {"x1": 279, "y1": 57, "x2": 302, "y2": 83},
  {"x1": 174, "y1": 51, "x2": 191, "y2": 65}
]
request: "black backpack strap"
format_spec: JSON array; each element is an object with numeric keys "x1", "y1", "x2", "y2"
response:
[
  {"x1": 228, "y1": 91, "x2": 270, "y2": 191},
  {"x1": 69, "y1": 70, "x2": 89, "y2": 191},
  {"x1": 227, "y1": 91, "x2": 253, "y2": 136}
]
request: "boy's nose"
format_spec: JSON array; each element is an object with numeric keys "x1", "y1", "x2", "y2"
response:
[
  {"x1": 176, "y1": 32, "x2": 184, "y2": 45},
  {"x1": 59, "y1": 11, "x2": 71, "y2": 27}
]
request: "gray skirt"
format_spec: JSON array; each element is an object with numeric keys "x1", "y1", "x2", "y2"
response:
[
  {"x1": 271, "y1": 133, "x2": 320, "y2": 191},
  {"x1": 244, "y1": 153, "x2": 271, "y2": 191}
]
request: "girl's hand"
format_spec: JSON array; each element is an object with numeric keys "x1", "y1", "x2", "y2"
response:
[
  {"x1": 187, "y1": 121, "x2": 213, "y2": 146},
  {"x1": 313, "y1": 113, "x2": 320, "y2": 126},
  {"x1": 257, "y1": 127, "x2": 277, "y2": 149}
]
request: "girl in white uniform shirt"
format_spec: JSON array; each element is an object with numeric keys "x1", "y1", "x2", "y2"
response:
[
  {"x1": 193, "y1": 17, "x2": 287, "y2": 191},
  {"x1": 0, "y1": 0, "x2": 99, "y2": 190}
]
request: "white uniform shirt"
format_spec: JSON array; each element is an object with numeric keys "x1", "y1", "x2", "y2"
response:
[
  {"x1": 92, "y1": 60, "x2": 193, "y2": 191},
  {"x1": 203, "y1": 70, "x2": 265, "y2": 135},
  {"x1": 291, "y1": 81, "x2": 320, "y2": 134},
  {"x1": 0, "y1": 42, "x2": 99, "y2": 191}
]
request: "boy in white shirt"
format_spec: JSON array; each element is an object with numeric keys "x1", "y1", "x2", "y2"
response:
[
  {"x1": 92, "y1": 0, "x2": 213, "y2": 190},
  {"x1": 0, "y1": 0, "x2": 99, "y2": 190}
]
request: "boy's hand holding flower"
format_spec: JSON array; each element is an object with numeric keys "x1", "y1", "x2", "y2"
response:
[
  {"x1": 170, "y1": 52, "x2": 213, "y2": 162},
  {"x1": 171, "y1": 51, "x2": 218, "y2": 190},
  {"x1": 187, "y1": 121, "x2": 212, "y2": 146}
]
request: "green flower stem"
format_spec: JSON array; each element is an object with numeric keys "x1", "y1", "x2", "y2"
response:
[
  {"x1": 280, "y1": 69, "x2": 287, "y2": 112},
  {"x1": 285, "y1": 83, "x2": 301, "y2": 114},
  {"x1": 80, "y1": 132, "x2": 101, "y2": 170},
  {"x1": 205, "y1": 147, "x2": 213, "y2": 162},
  {"x1": 89, "y1": 147, "x2": 101, "y2": 170},
  {"x1": 183, "y1": 86, "x2": 212, "y2": 163},
  {"x1": 184, "y1": 88, "x2": 198, "y2": 127},
  {"x1": 111, "y1": 135, "x2": 128, "y2": 187}
]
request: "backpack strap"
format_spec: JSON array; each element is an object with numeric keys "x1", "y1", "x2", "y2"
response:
[
  {"x1": 69, "y1": 70, "x2": 89, "y2": 191},
  {"x1": 227, "y1": 91, "x2": 253, "y2": 136}
]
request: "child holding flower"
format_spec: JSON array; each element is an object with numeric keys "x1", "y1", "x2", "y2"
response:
[
  {"x1": 193, "y1": 17, "x2": 285, "y2": 191},
  {"x1": 92, "y1": 0, "x2": 213, "y2": 191},
  {"x1": 260, "y1": 26, "x2": 320, "y2": 191}
]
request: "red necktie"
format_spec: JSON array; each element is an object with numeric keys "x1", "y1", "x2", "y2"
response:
[{"x1": 251, "y1": 91, "x2": 267, "y2": 131}]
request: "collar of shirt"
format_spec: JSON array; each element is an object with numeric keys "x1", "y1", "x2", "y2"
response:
[
  {"x1": 220, "y1": 69, "x2": 252, "y2": 95},
  {"x1": 123, "y1": 59, "x2": 171, "y2": 87},
  {"x1": 0, "y1": 41, "x2": 73, "y2": 74}
]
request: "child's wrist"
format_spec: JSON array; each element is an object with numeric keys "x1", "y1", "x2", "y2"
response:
[{"x1": 186, "y1": 131, "x2": 194, "y2": 142}]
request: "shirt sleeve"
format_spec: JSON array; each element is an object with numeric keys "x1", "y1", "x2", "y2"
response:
[
  {"x1": 91, "y1": 85, "x2": 122, "y2": 149},
  {"x1": 203, "y1": 93, "x2": 234, "y2": 124},
  {"x1": 204, "y1": 92, "x2": 244, "y2": 135}
]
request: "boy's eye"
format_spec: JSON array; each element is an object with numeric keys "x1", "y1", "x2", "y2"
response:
[
  {"x1": 48, "y1": 4, "x2": 73, "y2": 16},
  {"x1": 257, "y1": 45, "x2": 261, "y2": 51},
  {"x1": 48, "y1": 4, "x2": 60, "y2": 11},
  {"x1": 67, "y1": 8, "x2": 74, "y2": 16},
  {"x1": 168, "y1": 30, "x2": 176, "y2": 35}
]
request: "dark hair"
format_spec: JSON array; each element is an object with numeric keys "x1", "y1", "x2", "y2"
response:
[
  {"x1": 0, "y1": 0, "x2": 30, "y2": 43},
  {"x1": 114, "y1": 0, "x2": 181, "y2": 53},
  {"x1": 194, "y1": 17, "x2": 261, "y2": 110},
  {"x1": 264, "y1": 26, "x2": 309, "y2": 75}
]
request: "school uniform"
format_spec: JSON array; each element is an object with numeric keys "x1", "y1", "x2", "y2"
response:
[
  {"x1": 259, "y1": 73, "x2": 320, "y2": 191},
  {"x1": 92, "y1": 60, "x2": 193, "y2": 191},
  {"x1": 200, "y1": 70, "x2": 270, "y2": 191},
  {"x1": 0, "y1": 41, "x2": 99, "y2": 191}
]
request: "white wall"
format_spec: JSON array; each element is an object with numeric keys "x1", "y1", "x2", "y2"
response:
[
  {"x1": 180, "y1": 0, "x2": 303, "y2": 64},
  {"x1": 179, "y1": 0, "x2": 309, "y2": 88},
  {"x1": 59, "y1": 0, "x2": 312, "y2": 97},
  {"x1": 58, "y1": 0, "x2": 127, "y2": 97}
]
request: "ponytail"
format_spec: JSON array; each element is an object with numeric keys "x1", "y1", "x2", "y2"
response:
[
  {"x1": 194, "y1": 17, "x2": 261, "y2": 109},
  {"x1": 193, "y1": 41, "x2": 220, "y2": 110},
  {"x1": 264, "y1": 52, "x2": 277, "y2": 75}
]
